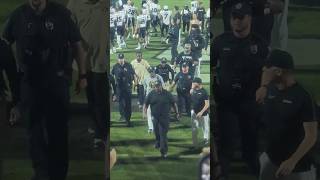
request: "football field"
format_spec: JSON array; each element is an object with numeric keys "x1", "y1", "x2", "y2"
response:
[{"x1": 109, "y1": 0, "x2": 212, "y2": 180}]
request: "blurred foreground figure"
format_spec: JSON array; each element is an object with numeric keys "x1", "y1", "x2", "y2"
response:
[{"x1": 2, "y1": 0, "x2": 87, "y2": 179}]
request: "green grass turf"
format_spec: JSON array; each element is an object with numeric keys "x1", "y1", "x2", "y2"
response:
[{"x1": 110, "y1": 1, "x2": 212, "y2": 179}]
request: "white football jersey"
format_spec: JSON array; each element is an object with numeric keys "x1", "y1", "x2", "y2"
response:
[
  {"x1": 160, "y1": 10, "x2": 172, "y2": 25},
  {"x1": 142, "y1": 8, "x2": 151, "y2": 20},
  {"x1": 206, "y1": 8, "x2": 210, "y2": 18},
  {"x1": 191, "y1": 1, "x2": 199, "y2": 13},
  {"x1": 116, "y1": 10, "x2": 126, "y2": 26},
  {"x1": 110, "y1": 13, "x2": 117, "y2": 28},
  {"x1": 137, "y1": 15, "x2": 148, "y2": 28},
  {"x1": 126, "y1": 5, "x2": 136, "y2": 18},
  {"x1": 150, "y1": 3, "x2": 160, "y2": 16}
]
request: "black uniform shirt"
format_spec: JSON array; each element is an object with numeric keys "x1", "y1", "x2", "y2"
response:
[
  {"x1": 196, "y1": 7, "x2": 206, "y2": 21},
  {"x1": 213, "y1": 32, "x2": 269, "y2": 101},
  {"x1": 191, "y1": 88, "x2": 209, "y2": 115},
  {"x1": 176, "y1": 52, "x2": 198, "y2": 75},
  {"x1": 111, "y1": 62, "x2": 135, "y2": 90},
  {"x1": 263, "y1": 83, "x2": 318, "y2": 172},
  {"x1": 168, "y1": 25, "x2": 179, "y2": 44},
  {"x1": 181, "y1": 9, "x2": 191, "y2": 22},
  {"x1": 155, "y1": 64, "x2": 174, "y2": 82},
  {"x1": 174, "y1": 71, "x2": 193, "y2": 93},
  {"x1": 145, "y1": 89, "x2": 175, "y2": 119},
  {"x1": 2, "y1": 2, "x2": 81, "y2": 84}
]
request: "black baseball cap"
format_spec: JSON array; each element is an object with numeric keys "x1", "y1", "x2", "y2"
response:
[
  {"x1": 161, "y1": 57, "x2": 167, "y2": 63},
  {"x1": 118, "y1": 53, "x2": 124, "y2": 59},
  {"x1": 192, "y1": 77, "x2": 202, "y2": 84},
  {"x1": 265, "y1": 49, "x2": 294, "y2": 69},
  {"x1": 231, "y1": 2, "x2": 252, "y2": 17},
  {"x1": 182, "y1": 62, "x2": 189, "y2": 67}
]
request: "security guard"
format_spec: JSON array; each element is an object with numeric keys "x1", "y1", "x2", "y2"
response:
[
  {"x1": 155, "y1": 57, "x2": 174, "y2": 90},
  {"x1": 112, "y1": 53, "x2": 135, "y2": 127},
  {"x1": 190, "y1": 77, "x2": 210, "y2": 146},
  {"x1": 171, "y1": 63, "x2": 193, "y2": 117},
  {"x1": 144, "y1": 80, "x2": 179, "y2": 158},
  {"x1": 212, "y1": 2, "x2": 269, "y2": 179},
  {"x1": 174, "y1": 43, "x2": 198, "y2": 78},
  {"x1": 2, "y1": 0, "x2": 87, "y2": 179},
  {"x1": 214, "y1": 0, "x2": 284, "y2": 45}
]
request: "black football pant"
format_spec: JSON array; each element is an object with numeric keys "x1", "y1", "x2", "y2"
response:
[
  {"x1": 86, "y1": 72, "x2": 108, "y2": 141},
  {"x1": 153, "y1": 116, "x2": 169, "y2": 155},
  {"x1": 21, "y1": 76, "x2": 70, "y2": 180},
  {"x1": 182, "y1": 21, "x2": 190, "y2": 33},
  {"x1": 117, "y1": 88, "x2": 132, "y2": 123},
  {"x1": 161, "y1": 24, "x2": 169, "y2": 38},
  {"x1": 215, "y1": 100, "x2": 260, "y2": 179}
]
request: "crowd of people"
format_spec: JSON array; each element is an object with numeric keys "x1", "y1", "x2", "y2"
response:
[
  {"x1": 212, "y1": 1, "x2": 319, "y2": 180},
  {"x1": 109, "y1": 0, "x2": 211, "y2": 160}
]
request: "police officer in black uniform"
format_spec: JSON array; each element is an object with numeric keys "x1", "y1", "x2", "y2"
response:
[
  {"x1": 2, "y1": 0, "x2": 88, "y2": 179},
  {"x1": 181, "y1": 5, "x2": 192, "y2": 34},
  {"x1": 155, "y1": 57, "x2": 174, "y2": 84},
  {"x1": 175, "y1": 43, "x2": 198, "y2": 78},
  {"x1": 214, "y1": 0, "x2": 284, "y2": 45},
  {"x1": 144, "y1": 80, "x2": 179, "y2": 158},
  {"x1": 212, "y1": 2, "x2": 269, "y2": 179},
  {"x1": 171, "y1": 63, "x2": 193, "y2": 117},
  {"x1": 111, "y1": 53, "x2": 135, "y2": 127}
]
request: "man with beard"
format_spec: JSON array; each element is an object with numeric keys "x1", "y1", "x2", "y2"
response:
[
  {"x1": 212, "y1": 2, "x2": 269, "y2": 179},
  {"x1": 2, "y1": 0, "x2": 87, "y2": 179},
  {"x1": 143, "y1": 66, "x2": 164, "y2": 133},
  {"x1": 144, "y1": 80, "x2": 179, "y2": 158}
]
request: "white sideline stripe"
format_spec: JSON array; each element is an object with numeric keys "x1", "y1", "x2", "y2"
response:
[{"x1": 117, "y1": 154, "x2": 201, "y2": 158}]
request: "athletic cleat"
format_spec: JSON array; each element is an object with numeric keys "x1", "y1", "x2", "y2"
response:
[{"x1": 148, "y1": 129, "x2": 153, "y2": 134}]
